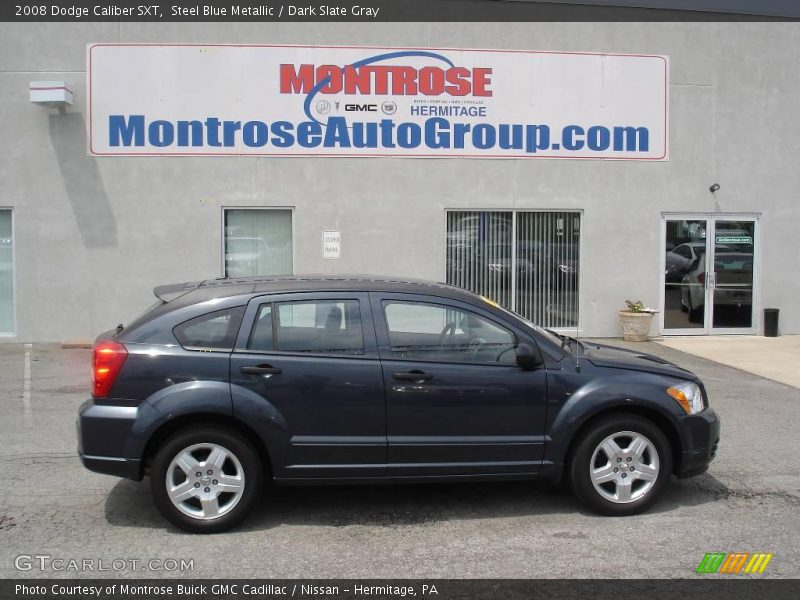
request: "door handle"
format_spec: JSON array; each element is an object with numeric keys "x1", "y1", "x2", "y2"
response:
[
  {"x1": 240, "y1": 365, "x2": 282, "y2": 375},
  {"x1": 393, "y1": 370, "x2": 433, "y2": 382}
]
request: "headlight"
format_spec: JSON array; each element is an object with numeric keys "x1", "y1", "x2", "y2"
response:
[{"x1": 667, "y1": 382, "x2": 704, "y2": 415}]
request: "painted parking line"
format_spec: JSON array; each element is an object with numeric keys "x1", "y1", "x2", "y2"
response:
[{"x1": 23, "y1": 343, "x2": 31, "y2": 423}]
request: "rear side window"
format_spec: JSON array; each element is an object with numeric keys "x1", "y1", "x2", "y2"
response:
[
  {"x1": 173, "y1": 306, "x2": 245, "y2": 351},
  {"x1": 267, "y1": 299, "x2": 364, "y2": 355}
]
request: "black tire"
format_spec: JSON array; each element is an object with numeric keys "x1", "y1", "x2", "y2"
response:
[
  {"x1": 569, "y1": 413, "x2": 672, "y2": 516},
  {"x1": 150, "y1": 427, "x2": 263, "y2": 533}
]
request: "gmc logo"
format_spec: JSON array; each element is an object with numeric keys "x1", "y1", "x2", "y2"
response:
[{"x1": 345, "y1": 104, "x2": 378, "y2": 112}]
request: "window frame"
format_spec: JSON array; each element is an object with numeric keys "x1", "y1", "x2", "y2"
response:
[
  {"x1": 252, "y1": 298, "x2": 366, "y2": 356},
  {"x1": 370, "y1": 292, "x2": 522, "y2": 368},
  {"x1": 0, "y1": 207, "x2": 16, "y2": 337},
  {"x1": 246, "y1": 302, "x2": 277, "y2": 352},
  {"x1": 234, "y1": 292, "x2": 379, "y2": 359},
  {"x1": 220, "y1": 206, "x2": 295, "y2": 278}
]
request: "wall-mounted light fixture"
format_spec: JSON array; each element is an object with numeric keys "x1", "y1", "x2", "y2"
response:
[
  {"x1": 29, "y1": 81, "x2": 73, "y2": 108},
  {"x1": 709, "y1": 183, "x2": 721, "y2": 193}
]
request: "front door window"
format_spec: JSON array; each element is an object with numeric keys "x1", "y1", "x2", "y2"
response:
[{"x1": 382, "y1": 301, "x2": 517, "y2": 365}]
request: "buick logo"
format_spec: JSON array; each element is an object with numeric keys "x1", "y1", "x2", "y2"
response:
[
  {"x1": 381, "y1": 100, "x2": 397, "y2": 115},
  {"x1": 316, "y1": 100, "x2": 331, "y2": 115}
]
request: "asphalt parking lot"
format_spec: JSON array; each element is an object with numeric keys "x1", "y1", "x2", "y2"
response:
[{"x1": 0, "y1": 341, "x2": 798, "y2": 579}]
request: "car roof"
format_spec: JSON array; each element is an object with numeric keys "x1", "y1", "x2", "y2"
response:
[{"x1": 154, "y1": 275, "x2": 484, "y2": 305}]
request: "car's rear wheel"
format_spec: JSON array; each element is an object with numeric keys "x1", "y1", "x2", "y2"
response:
[
  {"x1": 569, "y1": 414, "x2": 672, "y2": 516},
  {"x1": 150, "y1": 427, "x2": 262, "y2": 533}
]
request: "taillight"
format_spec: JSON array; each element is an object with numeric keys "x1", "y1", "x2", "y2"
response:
[
  {"x1": 697, "y1": 272, "x2": 705, "y2": 284},
  {"x1": 92, "y1": 341, "x2": 128, "y2": 398}
]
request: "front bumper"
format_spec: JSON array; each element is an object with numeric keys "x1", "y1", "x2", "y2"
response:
[
  {"x1": 676, "y1": 407, "x2": 721, "y2": 478},
  {"x1": 77, "y1": 399, "x2": 143, "y2": 480}
]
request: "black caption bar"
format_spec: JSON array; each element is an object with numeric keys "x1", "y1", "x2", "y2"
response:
[
  {"x1": 2, "y1": 0, "x2": 799, "y2": 22},
  {"x1": 3, "y1": 579, "x2": 800, "y2": 600}
]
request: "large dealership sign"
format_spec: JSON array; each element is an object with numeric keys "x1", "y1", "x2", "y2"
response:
[{"x1": 88, "y1": 44, "x2": 668, "y2": 159}]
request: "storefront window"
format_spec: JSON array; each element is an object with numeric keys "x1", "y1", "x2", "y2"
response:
[
  {"x1": 446, "y1": 210, "x2": 580, "y2": 328},
  {"x1": 223, "y1": 209, "x2": 293, "y2": 277},
  {"x1": 0, "y1": 210, "x2": 13, "y2": 335}
]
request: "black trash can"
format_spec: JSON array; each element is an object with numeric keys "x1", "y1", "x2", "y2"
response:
[{"x1": 764, "y1": 308, "x2": 779, "y2": 337}]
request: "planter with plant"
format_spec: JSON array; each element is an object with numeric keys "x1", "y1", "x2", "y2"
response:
[{"x1": 618, "y1": 300, "x2": 658, "y2": 341}]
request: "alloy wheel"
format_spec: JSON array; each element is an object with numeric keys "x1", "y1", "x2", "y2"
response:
[
  {"x1": 589, "y1": 431, "x2": 660, "y2": 504},
  {"x1": 165, "y1": 443, "x2": 245, "y2": 520}
]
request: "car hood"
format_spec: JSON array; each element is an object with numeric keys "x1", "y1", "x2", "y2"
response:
[{"x1": 582, "y1": 342, "x2": 697, "y2": 380}]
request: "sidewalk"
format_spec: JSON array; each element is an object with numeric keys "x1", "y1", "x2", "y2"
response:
[{"x1": 656, "y1": 335, "x2": 800, "y2": 389}]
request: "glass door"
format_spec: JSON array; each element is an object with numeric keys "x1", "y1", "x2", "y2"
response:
[
  {"x1": 661, "y1": 216, "x2": 757, "y2": 335},
  {"x1": 663, "y1": 218, "x2": 710, "y2": 334},
  {"x1": 709, "y1": 220, "x2": 755, "y2": 333}
]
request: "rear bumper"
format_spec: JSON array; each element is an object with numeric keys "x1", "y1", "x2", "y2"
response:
[
  {"x1": 676, "y1": 407, "x2": 721, "y2": 478},
  {"x1": 77, "y1": 399, "x2": 143, "y2": 480},
  {"x1": 79, "y1": 453, "x2": 142, "y2": 480}
]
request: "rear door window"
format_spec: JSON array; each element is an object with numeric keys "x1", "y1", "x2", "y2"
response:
[
  {"x1": 273, "y1": 299, "x2": 364, "y2": 355},
  {"x1": 247, "y1": 304, "x2": 274, "y2": 352}
]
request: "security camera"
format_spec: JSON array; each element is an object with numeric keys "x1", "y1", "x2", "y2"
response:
[{"x1": 709, "y1": 183, "x2": 721, "y2": 193}]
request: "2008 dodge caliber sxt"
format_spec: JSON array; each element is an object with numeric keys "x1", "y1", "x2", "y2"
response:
[{"x1": 78, "y1": 276, "x2": 720, "y2": 533}]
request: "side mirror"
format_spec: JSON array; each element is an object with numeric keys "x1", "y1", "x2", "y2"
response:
[{"x1": 516, "y1": 342, "x2": 543, "y2": 370}]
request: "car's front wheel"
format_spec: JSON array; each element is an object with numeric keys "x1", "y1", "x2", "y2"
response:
[
  {"x1": 569, "y1": 414, "x2": 672, "y2": 516},
  {"x1": 150, "y1": 427, "x2": 263, "y2": 533}
]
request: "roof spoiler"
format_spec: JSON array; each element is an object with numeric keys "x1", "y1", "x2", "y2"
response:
[{"x1": 153, "y1": 281, "x2": 202, "y2": 303}]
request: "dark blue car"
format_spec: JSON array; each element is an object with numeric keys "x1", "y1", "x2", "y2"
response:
[{"x1": 78, "y1": 276, "x2": 720, "y2": 532}]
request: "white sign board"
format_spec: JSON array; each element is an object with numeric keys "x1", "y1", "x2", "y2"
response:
[
  {"x1": 322, "y1": 231, "x2": 341, "y2": 259},
  {"x1": 88, "y1": 44, "x2": 668, "y2": 160}
]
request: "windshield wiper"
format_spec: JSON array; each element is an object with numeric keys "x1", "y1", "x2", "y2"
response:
[
  {"x1": 545, "y1": 329, "x2": 587, "y2": 354},
  {"x1": 545, "y1": 328, "x2": 573, "y2": 352}
]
